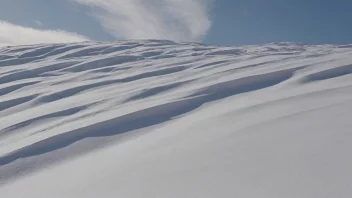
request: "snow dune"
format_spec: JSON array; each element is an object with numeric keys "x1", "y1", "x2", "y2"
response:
[{"x1": 0, "y1": 40, "x2": 352, "y2": 197}]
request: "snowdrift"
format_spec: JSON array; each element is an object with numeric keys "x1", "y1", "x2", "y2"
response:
[{"x1": 0, "y1": 40, "x2": 352, "y2": 197}]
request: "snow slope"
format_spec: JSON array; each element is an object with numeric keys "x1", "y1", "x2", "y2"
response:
[{"x1": 0, "y1": 40, "x2": 352, "y2": 197}]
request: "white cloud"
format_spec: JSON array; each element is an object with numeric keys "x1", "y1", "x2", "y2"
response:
[
  {"x1": 74, "y1": 0, "x2": 212, "y2": 42},
  {"x1": 0, "y1": 21, "x2": 89, "y2": 47},
  {"x1": 34, "y1": 20, "x2": 43, "y2": 27}
]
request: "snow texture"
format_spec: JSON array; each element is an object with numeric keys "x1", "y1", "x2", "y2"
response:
[{"x1": 0, "y1": 40, "x2": 352, "y2": 198}]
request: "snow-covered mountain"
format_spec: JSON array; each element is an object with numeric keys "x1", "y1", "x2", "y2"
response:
[{"x1": 0, "y1": 40, "x2": 352, "y2": 197}]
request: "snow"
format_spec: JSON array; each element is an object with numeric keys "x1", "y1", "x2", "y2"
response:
[{"x1": 0, "y1": 40, "x2": 352, "y2": 197}]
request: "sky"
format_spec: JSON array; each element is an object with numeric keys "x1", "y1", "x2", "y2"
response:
[{"x1": 0, "y1": 0, "x2": 351, "y2": 47}]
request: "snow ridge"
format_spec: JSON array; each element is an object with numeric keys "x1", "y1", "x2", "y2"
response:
[{"x1": 1, "y1": 40, "x2": 352, "y2": 197}]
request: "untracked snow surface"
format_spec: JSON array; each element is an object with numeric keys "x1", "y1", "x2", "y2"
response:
[{"x1": 0, "y1": 40, "x2": 352, "y2": 198}]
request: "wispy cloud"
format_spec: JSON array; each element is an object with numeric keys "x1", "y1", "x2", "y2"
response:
[
  {"x1": 74, "y1": 0, "x2": 212, "y2": 42},
  {"x1": 34, "y1": 20, "x2": 43, "y2": 27},
  {"x1": 0, "y1": 21, "x2": 89, "y2": 47}
]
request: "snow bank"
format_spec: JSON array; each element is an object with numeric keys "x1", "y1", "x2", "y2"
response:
[{"x1": 0, "y1": 40, "x2": 352, "y2": 197}]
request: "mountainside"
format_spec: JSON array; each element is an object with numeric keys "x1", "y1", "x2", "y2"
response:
[{"x1": 1, "y1": 40, "x2": 352, "y2": 197}]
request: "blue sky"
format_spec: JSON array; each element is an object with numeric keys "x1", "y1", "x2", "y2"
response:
[
  {"x1": 0, "y1": 0, "x2": 351, "y2": 46},
  {"x1": 206, "y1": 0, "x2": 352, "y2": 46}
]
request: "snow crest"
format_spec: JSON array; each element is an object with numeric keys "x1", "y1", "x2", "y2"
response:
[{"x1": 1, "y1": 40, "x2": 352, "y2": 197}]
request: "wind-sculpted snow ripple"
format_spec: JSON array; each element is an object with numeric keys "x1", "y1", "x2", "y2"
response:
[{"x1": 1, "y1": 40, "x2": 352, "y2": 194}]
